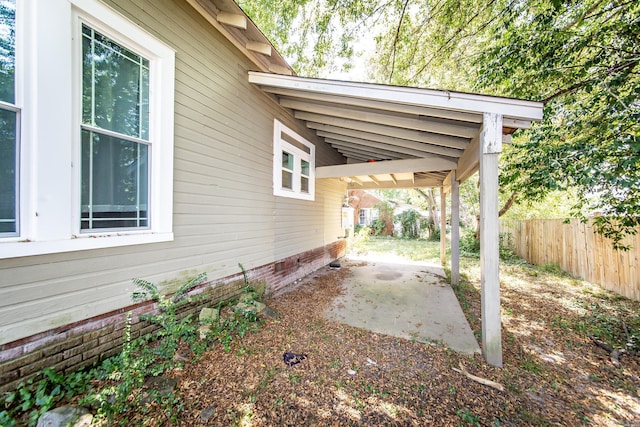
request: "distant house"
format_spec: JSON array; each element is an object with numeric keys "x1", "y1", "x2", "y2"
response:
[
  {"x1": 348, "y1": 190, "x2": 381, "y2": 227},
  {"x1": 0, "y1": 0, "x2": 543, "y2": 380}
]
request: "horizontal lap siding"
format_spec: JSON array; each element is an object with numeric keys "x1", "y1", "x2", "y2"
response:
[{"x1": 0, "y1": 0, "x2": 346, "y2": 345}]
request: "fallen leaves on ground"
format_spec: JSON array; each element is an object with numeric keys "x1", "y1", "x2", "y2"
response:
[{"x1": 121, "y1": 258, "x2": 639, "y2": 426}]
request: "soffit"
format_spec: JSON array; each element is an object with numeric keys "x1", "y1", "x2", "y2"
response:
[{"x1": 249, "y1": 72, "x2": 544, "y2": 189}]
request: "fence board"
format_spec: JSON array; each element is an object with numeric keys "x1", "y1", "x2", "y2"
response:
[{"x1": 501, "y1": 219, "x2": 639, "y2": 301}]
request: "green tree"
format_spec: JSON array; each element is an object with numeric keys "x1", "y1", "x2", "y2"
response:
[
  {"x1": 484, "y1": 0, "x2": 640, "y2": 249},
  {"x1": 238, "y1": 0, "x2": 383, "y2": 77},
  {"x1": 241, "y1": 0, "x2": 640, "y2": 248}
]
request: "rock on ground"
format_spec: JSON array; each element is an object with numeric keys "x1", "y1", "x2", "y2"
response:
[{"x1": 36, "y1": 406, "x2": 92, "y2": 427}]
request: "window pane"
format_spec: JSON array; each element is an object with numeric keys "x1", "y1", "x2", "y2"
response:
[
  {"x1": 0, "y1": 107, "x2": 16, "y2": 233},
  {"x1": 281, "y1": 170, "x2": 292, "y2": 190},
  {"x1": 0, "y1": 0, "x2": 15, "y2": 104},
  {"x1": 281, "y1": 151, "x2": 293, "y2": 170},
  {"x1": 82, "y1": 24, "x2": 149, "y2": 140},
  {"x1": 81, "y1": 129, "x2": 149, "y2": 230},
  {"x1": 301, "y1": 159, "x2": 309, "y2": 176},
  {"x1": 301, "y1": 176, "x2": 309, "y2": 193}
]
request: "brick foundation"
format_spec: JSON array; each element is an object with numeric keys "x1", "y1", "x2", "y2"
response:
[{"x1": 0, "y1": 240, "x2": 345, "y2": 392}]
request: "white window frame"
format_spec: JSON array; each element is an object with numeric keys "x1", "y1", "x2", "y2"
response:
[
  {"x1": 0, "y1": 0, "x2": 19, "y2": 238},
  {"x1": 0, "y1": 0, "x2": 175, "y2": 259},
  {"x1": 273, "y1": 119, "x2": 315, "y2": 201},
  {"x1": 359, "y1": 208, "x2": 379, "y2": 226}
]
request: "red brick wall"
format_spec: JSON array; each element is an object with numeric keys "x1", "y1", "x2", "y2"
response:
[{"x1": 0, "y1": 240, "x2": 345, "y2": 392}]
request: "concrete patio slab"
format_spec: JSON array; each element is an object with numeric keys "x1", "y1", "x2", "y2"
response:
[{"x1": 325, "y1": 255, "x2": 481, "y2": 355}]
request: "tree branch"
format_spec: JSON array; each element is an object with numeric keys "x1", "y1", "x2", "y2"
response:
[
  {"x1": 563, "y1": 0, "x2": 606, "y2": 30},
  {"x1": 541, "y1": 79, "x2": 596, "y2": 103},
  {"x1": 388, "y1": 0, "x2": 410, "y2": 83},
  {"x1": 499, "y1": 192, "x2": 517, "y2": 218}
]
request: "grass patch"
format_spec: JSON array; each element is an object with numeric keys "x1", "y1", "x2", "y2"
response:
[{"x1": 349, "y1": 236, "x2": 441, "y2": 261}]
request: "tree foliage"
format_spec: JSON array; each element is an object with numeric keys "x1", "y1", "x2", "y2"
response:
[
  {"x1": 237, "y1": 0, "x2": 384, "y2": 77},
  {"x1": 240, "y1": 0, "x2": 640, "y2": 248},
  {"x1": 486, "y1": 0, "x2": 640, "y2": 249}
]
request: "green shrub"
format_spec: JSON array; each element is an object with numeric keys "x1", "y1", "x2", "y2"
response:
[
  {"x1": 428, "y1": 226, "x2": 441, "y2": 241},
  {"x1": 459, "y1": 228, "x2": 480, "y2": 257},
  {"x1": 0, "y1": 368, "x2": 96, "y2": 426},
  {"x1": 2, "y1": 269, "x2": 266, "y2": 426},
  {"x1": 458, "y1": 229, "x2": 520, "y2": 262},
  {"x1": 395, "y1": 209, "x2": 424, "y2": 239},
  {"x1": 371, "y1": 219, "x2": 387, "y2": 236}
]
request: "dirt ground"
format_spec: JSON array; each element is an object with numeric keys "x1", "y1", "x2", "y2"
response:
[{"x1": 137, "y1": 257, "x2": 640, "y2": 426}]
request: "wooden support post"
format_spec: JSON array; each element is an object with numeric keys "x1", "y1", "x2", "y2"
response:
[
  {"x1": 440, "y1": 188, "x2": 447, "y2": 266},
  {"x1": 480, "y1": 112, "x2": 503, "y2": 367},
  {"x1": 451, "y1": 170, "x2": 460, "y2": 285}
]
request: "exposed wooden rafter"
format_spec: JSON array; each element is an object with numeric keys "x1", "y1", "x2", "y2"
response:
[
  {"x1": 187, "y1": 0, "x2": 294, "y2": 76},
  {"x1": 216, "y1": 11, "x2": 246, "y2": 29},
  {"x1": 246, "y1": 41, "x2": 271, "y2": 56}
]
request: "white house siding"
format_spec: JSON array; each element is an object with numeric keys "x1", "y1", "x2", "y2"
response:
[{"x1": 0, "y1": 0, "x2": 346, "y2": 346}]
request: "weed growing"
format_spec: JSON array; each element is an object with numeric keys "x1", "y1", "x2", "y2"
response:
[{"x1": 0, "y1": 269, "x2": 266, "y2": 426}]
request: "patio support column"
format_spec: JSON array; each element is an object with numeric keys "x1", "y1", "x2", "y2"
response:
[
  {"x1": 440, "y1": 188, "x2": 447, "y2": 265},
  {"x1": 451, "y1": 171, "x2": 460, "y2": 285},
  {"x1": 479, "y1": 112, "x2": 503, "y2": 367}
]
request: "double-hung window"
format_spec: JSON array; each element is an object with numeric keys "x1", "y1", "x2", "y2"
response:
[
  {"x1": 273, "y1": 119, "x2": 315, "y2": 200},
  {"x1": 80, "y1": 24, "x2": 150, "y2": 231},
  {"x1": 0, "y1": 0, "x2": 175, "y2": 259},
  {"x1": 0, "y1": 0, "x2": 17, "y2": 236}
]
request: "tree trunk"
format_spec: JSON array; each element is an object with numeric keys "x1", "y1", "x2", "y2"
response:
[
  {"x1": 414, "y1": 188, "x2": 437, "y2": 237},
  {"x1": 475, "y1": 192, "x2": 518, "y2": 240}
]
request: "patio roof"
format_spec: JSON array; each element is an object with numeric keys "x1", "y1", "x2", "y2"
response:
[
  {"x1": 248, "y1": 72, "x2": 543, "y2": 189},
  {"x1": 190, "y1": 0, "x2": 545, "y2": 368}
]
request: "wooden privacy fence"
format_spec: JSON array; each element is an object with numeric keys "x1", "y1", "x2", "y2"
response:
[{"x1": 500, "y1": 219, "x2": 640, "y2": 301}]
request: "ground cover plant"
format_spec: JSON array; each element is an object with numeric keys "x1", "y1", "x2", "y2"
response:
[{"x1": 2, "y1": 238, "x2": 639, "y2": 425}]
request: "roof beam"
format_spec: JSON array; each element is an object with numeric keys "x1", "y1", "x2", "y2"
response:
[
  {"x1": 327, "y1": 139, "x2": 414, "y2": 160},
  {"x1": 330, "y1": 140, "x2": 395, "y2": 157},
  {"x1": 334, "y1": 148, "x2": 375, "y2": 162},
  {"x1": 456, "y1": 134, "x2": 479, "y2": 183},
  {"x1": 368, "y1": 175, "x2": 381, "y2": 186},
  {"x1": 217, "y1": 12, "x2": 247, "y2": 29},
  {"x1": 310, "y1": 123, "x2": 464, "y2": 158},
  {"x1": 316, "y1": 157, "x2": 457, "y2": 179},
  {"x1": 503, "y1": 118, "x2": 532, "y2": 130},
  {"x1": 318, "y1": 131, "x2": 457, "y2": 159},
  {"x1": 298, "y1": 113, "x2": 470, "y2": 150},
  {"x1": 280, "y1": 98, "x2": 478, "y2": 138}
]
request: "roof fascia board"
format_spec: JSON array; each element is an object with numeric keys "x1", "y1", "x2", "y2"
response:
[{"x1": 248, "y1": 72, "x2": 543, "y2": 123}]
